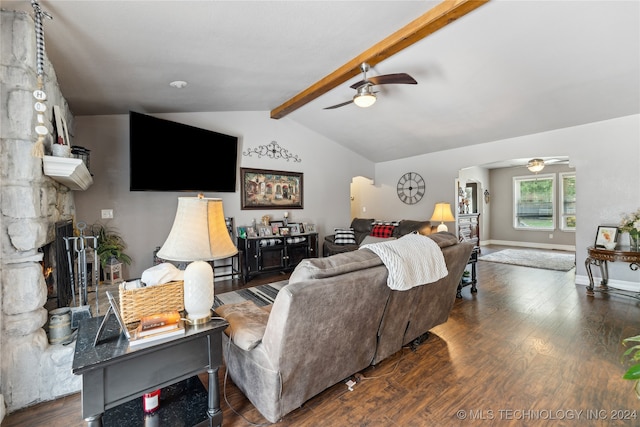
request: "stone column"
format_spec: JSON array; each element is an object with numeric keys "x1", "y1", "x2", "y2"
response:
[{"x1": 1, "y1": 9, "x2": 80, "y2": 414}]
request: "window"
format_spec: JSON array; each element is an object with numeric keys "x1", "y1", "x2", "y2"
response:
[
  {"x1": 560, "y1": 172, "x2": 576, "y2": 231},
  {"x1": 513, "y1": 174, "x2": 555, "y2": 230}
]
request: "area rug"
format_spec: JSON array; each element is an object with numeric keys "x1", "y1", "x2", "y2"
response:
[
  {"x1": 479, "y1": 249, "x2": 575, "y2": 271},
  {"x1": 213, "y1": 281, "x2": 286, "y2": 309}
]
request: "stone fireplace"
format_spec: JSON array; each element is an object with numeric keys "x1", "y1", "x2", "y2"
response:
[{"x1": 1, "y1": 9, "x2": 82, "y2": 416}]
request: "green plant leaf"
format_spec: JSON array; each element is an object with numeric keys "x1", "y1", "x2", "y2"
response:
[
  {"x1": 623, "y1": 363, "x2": 640, "y2": 380},
  {"x1": 623, "y1": 335, "x2": 640, "y2": 344}
]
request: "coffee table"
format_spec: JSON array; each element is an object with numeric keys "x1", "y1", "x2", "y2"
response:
[{"x1": 72, "y1": 314, "x2": 228, "y2": 426}]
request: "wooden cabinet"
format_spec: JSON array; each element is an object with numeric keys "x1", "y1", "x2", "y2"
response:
[
  {"x1": 458, "y1": 213, "x2": 480, "y2": 248},
  {"x1": 238, "y1": 233, "x2": 318, "y2": 282}
]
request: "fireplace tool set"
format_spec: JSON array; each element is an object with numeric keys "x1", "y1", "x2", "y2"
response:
[{"x1": 64, "y1": 222, "x2": 99, "y2": 325}]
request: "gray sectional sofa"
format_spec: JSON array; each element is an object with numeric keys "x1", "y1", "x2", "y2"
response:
[
  {"x1": 218, "y1": 232, "x2": 473, "y2": 423},
  {"x1": 322, "y1": 217, "x2": 437, "y2": 256}
]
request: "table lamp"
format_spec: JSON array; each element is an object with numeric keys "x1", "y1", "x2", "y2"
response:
[
  {"x1": 430, "y1": 202, "x2": 455, "y2": 232},
  {"x1": 157, "y1": 197, "x2": 238, "y2": 324}
]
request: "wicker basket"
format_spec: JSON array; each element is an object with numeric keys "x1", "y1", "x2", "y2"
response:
[{"x1": 119, "y1": 281, "x2": 184, "y2": 325}]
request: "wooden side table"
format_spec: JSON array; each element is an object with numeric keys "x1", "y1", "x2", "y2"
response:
[
  {"x1": 585, "y1": 246, "x2": 640, "y2": 300},
  {"x1": 457, "y1": 246, "x2": 479, "y2": 298}
]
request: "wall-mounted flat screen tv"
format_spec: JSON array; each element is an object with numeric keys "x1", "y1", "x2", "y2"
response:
[{"x1": 129, "y1": 111, "x2": 238, "y2": 192}]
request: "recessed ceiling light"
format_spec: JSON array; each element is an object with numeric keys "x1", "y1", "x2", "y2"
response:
[{"x1": 169, "y1": 80, "x2": 188, "y2": 89}]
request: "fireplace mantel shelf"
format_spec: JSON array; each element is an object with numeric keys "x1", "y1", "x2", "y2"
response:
[{"x1": 43, "y1": 156, "x2": 93, "y2": 191}]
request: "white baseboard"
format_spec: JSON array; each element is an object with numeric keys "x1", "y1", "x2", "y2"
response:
[
  {"x1": 575, "y1": 274, "x2": 640, "y2": 292},
  {"x1": 483, "y1": 239, "x2": 575, "y2": 252}
]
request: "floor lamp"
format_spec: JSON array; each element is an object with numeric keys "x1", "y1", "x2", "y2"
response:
[{"x1": 157, "y1": 197, "x2": 237, "y2": 324}]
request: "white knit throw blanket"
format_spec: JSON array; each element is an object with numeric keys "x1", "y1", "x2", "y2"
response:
[{"x1": 360, "y1": 233, "x2": 448, "y2": 290}]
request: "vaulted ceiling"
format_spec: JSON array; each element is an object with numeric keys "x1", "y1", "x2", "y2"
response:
[{"x1": 4, "y1": 0, "x2": 639, "y2": 163}]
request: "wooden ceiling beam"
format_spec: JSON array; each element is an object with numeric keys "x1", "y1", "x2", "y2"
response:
[{"x1": 270, "y1": 0, "x2": 490, "y2": 119}]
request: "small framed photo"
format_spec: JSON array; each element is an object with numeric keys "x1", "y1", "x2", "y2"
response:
[
  {"x1": 594, "y1": 226, "x2": 618, "y2": 248},
  {"x1": 270, "y1": 221, "x2": 284, "y2": 235},
  {"x1": 279, "y1": 227, "x2": 290, "y2": 236},
  {"x1": 258, "y1": 225, "x2": 273, "y2": 237},
  {"x1": 246, "y1": 226, "x2": 258, "y2": 238},
  {"x1": 304, "y1": 223, "x2": 316, "y2": 233},
  {"x1": 289, "y1": 223, "x2": 301, "y2": 235}
]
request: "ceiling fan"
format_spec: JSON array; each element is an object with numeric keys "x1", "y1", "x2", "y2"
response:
[{"x1": 324, "y1": 63, "x2": 417, "y2": 110}]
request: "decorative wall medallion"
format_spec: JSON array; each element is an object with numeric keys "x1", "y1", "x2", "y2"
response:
[
  {"x1": 396, "y1": 172, "x2": 425, "y2": 205},
  {"x1": 242, "y1": 141, "x2": 301, "y2": 162}
]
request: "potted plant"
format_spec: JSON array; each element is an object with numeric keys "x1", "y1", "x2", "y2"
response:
[
  {"x1": 89, "y1": 223, "x2": 132, "y2": 269},
  {"x1": 621, "y1": 334, "x2": 640, "y2": 398}
]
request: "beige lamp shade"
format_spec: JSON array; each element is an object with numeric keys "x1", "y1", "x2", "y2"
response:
[
  {"x1": 430, "y1": 202, "x2": 455, "y2": 232},
  {"x1": 157, "y1": 197, "x2": 237, "y2": 262},
  {"x1": 157, "y1": 197, "x2": 237, "y2": 323}
]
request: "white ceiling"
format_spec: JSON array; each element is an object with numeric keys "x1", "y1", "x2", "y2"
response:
[{"x1": 3, "y1": 0, "x2": 639, "y2": 164}]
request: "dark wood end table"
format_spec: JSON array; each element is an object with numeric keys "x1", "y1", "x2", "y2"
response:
[
  {"x1": 72, "y1": 314, "x2": 228, "y2": 426},
  {"x1": 585, "y1": 246, "x2": 640, "y2": 300},
  {"x1": 457, "y1": 246, "x2": 479, "y2": 298}
]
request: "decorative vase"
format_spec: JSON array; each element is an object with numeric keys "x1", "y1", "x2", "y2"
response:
[{"x1": 630, "y1": 233, "x2": 640, "y2": 251}]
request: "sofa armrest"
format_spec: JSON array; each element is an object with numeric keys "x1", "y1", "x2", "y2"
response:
[
  {"x1": 216, "y1": 300, "x2": 270, "y2": 351},
  {"x1": 324, "y1": 234, "x2": 336, "y2": 244},
  {"x1": 323, "y1": 240, "x2": 359, "y2": 257}
]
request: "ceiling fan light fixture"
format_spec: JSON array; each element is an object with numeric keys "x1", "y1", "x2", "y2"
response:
[
  {"x1": 527, "y1": 158, "x2": 545, "y2": 173},
  {"x1": 353, "y1": 86, "x2": 376, "y2": 108}
]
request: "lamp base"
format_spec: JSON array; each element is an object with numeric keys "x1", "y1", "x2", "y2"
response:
[
  {"x1": 437, "y1": 223, "x2": 449, "y2": 232},
  {"x1": 183, "y1": 261, "x2": 214, "y2": 324},
  {"x1": 186, "y1": 311, "x2": 212, "y2": 325}
]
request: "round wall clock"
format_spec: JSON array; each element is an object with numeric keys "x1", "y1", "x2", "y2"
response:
[{"x1": 397, "y1": 172, "x2": 425, "y2": 205}]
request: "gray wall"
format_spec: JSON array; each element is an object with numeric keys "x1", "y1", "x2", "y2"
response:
[
  {"x1": 489, "y1": 163, "x2": 575, "y2": 247},
  {"x1": 73, "y1": 112, "x2": 374, "y2": 278}
]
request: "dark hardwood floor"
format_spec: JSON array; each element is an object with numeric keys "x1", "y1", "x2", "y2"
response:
[{"x1": 6, "y1": 246, "x2": 640, "y2": 426}]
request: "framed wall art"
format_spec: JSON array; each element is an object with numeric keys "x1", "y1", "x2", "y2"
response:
[{"x1": 241, "y1": 168, "x2": 303, "y2": 210}]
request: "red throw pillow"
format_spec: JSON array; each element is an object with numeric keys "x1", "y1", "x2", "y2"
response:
[{"x1": 371, "y1": 224, "x2": 394, "y2": 238}]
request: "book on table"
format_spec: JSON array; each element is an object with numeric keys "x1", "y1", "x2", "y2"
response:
[
  {"x1": 129, "y1": 321, "x2": 185, "y2": 348},
  {"x1": 128, "y1": 311, "x2": 185, "y2": 348},
  {"x1": 139, "y1": 310, "x2": 181, "y2": 331}
]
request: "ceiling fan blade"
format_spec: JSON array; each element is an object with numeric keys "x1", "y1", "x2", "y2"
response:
[
  {"x1": 350, "y1": 73, "x2": 417, "y2": 89},
  {"x1": 323, "y1": 99, "x2": 354, "y2": 110}
]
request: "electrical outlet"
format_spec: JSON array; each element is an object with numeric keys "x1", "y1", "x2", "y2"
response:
[
  {"x1": 549, "y1": 233, "x2": 554, "y2": 239},
  {"x1": 362, "y1": 206, "x2": 367, "y2": 213},
  {"x1": 101, "y1": 209, "x2": 113, "y2": 219}
]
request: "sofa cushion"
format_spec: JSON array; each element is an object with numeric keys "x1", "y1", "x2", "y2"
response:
[
  {"x1": 351, "y1": 218, "x2": 375, "y2": 233},
  {"x1": 289, "y1": 249, "x2": 383, "y2": 283},
  {"x1": 427, "y1": 231, "x2": 459, "y2": 248},
  {"x1": 216, "y1": 300, "x2": 270, "y2": 351},
  {"x1": 370, "y1": 224, "x2": 395, "y2": 238},
  {"x1": 350, "y1": 217, "x2": 375, "y2": 245},
  {"x1": 359, "y1": 235, "x2": 396, "y2": 246},
  {"x1": 394, "y1": 220, "x2": 433, "y2": 237},
  {"x1": 334, "y1": 228, "x2": 357, "y2": 245},
  {"x1": 373, "y1": 220, "x2": 401, "y2": 226}
]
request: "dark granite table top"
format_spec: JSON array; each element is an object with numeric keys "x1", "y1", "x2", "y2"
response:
[{"x1": 72, "y1": 314, "x2": 228, "y2": 375}]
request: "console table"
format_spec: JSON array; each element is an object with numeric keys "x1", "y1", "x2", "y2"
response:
[
  {"x1": 72, "y1": 314, "x2": 228, "y2": 426},
  {"x1": 585, "y1": 246, "x2": 640, "y2": 300},
  {"x1": 238, "y1": 232, "x2": 318, "y2": 282}
]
